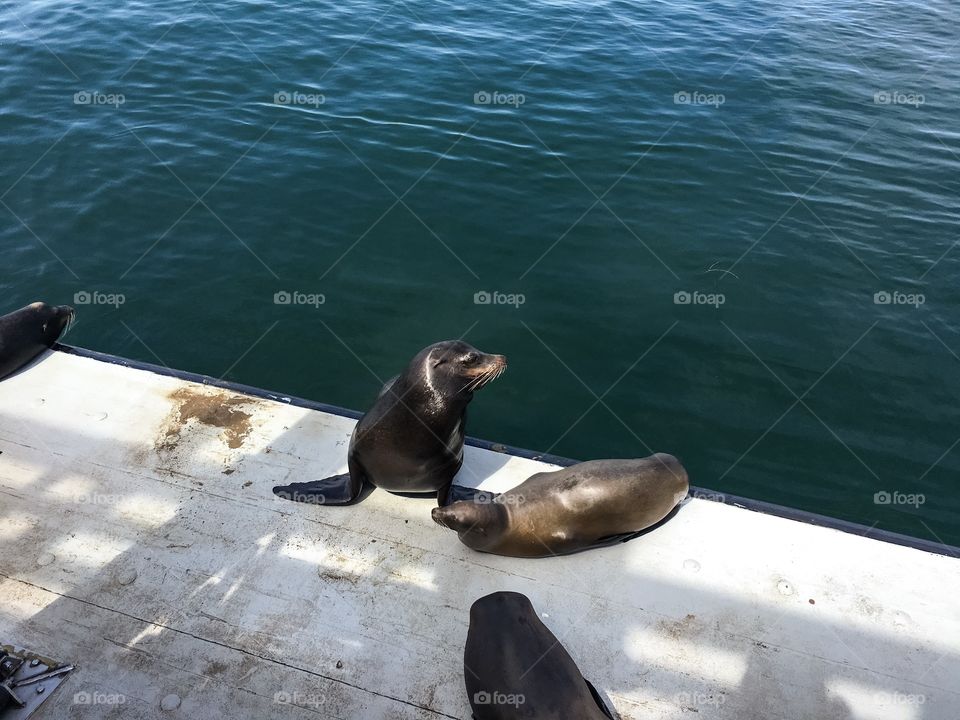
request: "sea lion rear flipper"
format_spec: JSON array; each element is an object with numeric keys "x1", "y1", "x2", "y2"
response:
[
  {"x1": 273, "y1": 473, "x2": 361, "y2": 505},
  {"x1": 593, "y1": 502, "x2": 686, "y2": 548},
  {"x1": 584, "y1": 679, "x2": 617, "y2": 719},
  {"x1": 594, "y1": 529, "x2": 647, "y2": 547}
]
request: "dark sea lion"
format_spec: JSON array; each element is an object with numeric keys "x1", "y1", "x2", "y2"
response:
[
  {"x1": 465, "y1": 591, "x2": 616, "y2": 720},
  {"x1": 432, "y1": 453, "x2": 688, "y2": 557},
  {"x1": 0, "y1": 302, "x2": 75, "y2": 381},
  {"x1": 274, "y1": 340, "x2": 506, "y2": 505}
]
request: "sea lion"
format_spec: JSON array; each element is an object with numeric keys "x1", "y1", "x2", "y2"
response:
[
  {"x1": 0, "y1": 302, "x2": 75, "y2": 380},
  {"x1": 274, "y1": 340, "x2": 506, "y2": 505},
  {"x1": 432, "y1": 453, "x2": 688, "y2": 557},
  {"x1": 465, "y1": 591, "x2": 616, "y2": 720}
]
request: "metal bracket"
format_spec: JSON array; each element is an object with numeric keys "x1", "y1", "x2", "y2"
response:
[{"x1": 0, "y1": 646, "x2": 73, "y2": 719}]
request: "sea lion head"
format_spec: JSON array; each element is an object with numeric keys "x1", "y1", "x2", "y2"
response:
[
  {"x1": 416, "y1": 340, "x2": 506, "y2": 398},
  {"x1": 26, "y1": 302, "x2": 76, "y2": 346},
  {"x1": 431, "y1": 498, "x2": 507, "y2": 550},
  {"x1": 469, "y1": 590, "x2": 533, "y2": 624},
  {"x1": 431, "y1": 500, "x2": 479, "y2": 531}
]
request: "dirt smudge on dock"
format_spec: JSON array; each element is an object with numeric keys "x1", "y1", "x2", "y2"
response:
[
  {"x1": 157, "y1": 387, "x2": 256, "y2": 452},
  {"x1": 658, "y1": 613, "x2": 698, "y2": 639}
]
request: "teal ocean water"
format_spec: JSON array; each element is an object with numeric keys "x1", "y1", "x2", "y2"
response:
[{"x1": 1, "y1": 1, "x2": 958, "y2": 546}]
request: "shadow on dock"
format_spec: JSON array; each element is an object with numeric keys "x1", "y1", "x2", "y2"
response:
[{"x1": 0, "y1": 393, "x2": 956, "y2": 719}]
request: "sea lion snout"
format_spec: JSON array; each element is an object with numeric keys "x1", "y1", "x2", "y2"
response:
[
  {"x1": 469, "y1": 590, "x2": 530, "y2": 619},
  {"x1": 431, "y1": 505, "x2": 451, "y2": 528},
  {"x1": 462, "y1": 351, "x2": 506, "y2": 377},
  {"x1": 43, "y1": 305, "x2": 76, "y2": 343},
  {"x1": 431, "y1": 503, "x2": 472, "y2": 531},
  {"x1": 487, "y1": 353, "x2": 507, "y2": 370},
  {"x1": 463, "y1": 352, "x2": 506, "y2": 392}
]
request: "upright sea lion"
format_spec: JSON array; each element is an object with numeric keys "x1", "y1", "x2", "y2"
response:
[
  {"x1": 465, "y1": 591, "x2": 616, "y2": 720},
  {"x1": 0, "y1": 302, "x2": 75, "y2": 381},
  {"x1": 274, "y1": 340, "x2": 506, "y2": 505},
  {"x1": 432, "y1": 453, "x2": 688, "y2": 557}
]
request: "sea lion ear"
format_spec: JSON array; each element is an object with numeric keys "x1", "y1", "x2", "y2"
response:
[{"x1": 431, "y1": 348, "x2": 448, "y2": 367}]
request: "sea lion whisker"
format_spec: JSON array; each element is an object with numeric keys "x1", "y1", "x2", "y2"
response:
[
  {"x1": 467, "y1": 377, "x2": 487, "y2": 393},
  {"x1": 460, "y1": 374, "x2": 483, "y2": 393},
  {"x1": 479, "y1": 368, "x2": 503, "y2": 391},
  {"x1": 463, "y1": 367, "x2": 494, "y2": 393},
  {"x1": 460, "y1": 368, "x2": 489, "y2": 393},
  {"x1": 474, "y1": 368, "x2": 498, "y2": 390},
  {"x1": 63, "y1": 310, "x2": 78, "y2": 337}
]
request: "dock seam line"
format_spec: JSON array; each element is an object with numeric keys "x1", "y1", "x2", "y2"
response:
[{"x1": 0, "y1": 571, "x2": 461, "y2": 719}]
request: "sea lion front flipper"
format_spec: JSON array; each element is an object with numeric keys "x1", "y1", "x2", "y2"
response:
[
  {"x1": 436, "y1": 482, "x2": 451, "y2": 507},
  {"x1": 584, "y1": 679, "x2": 617, "y2": 719},
  {"x1": 442, "y1": 483, "x2": 492, "y2": 506},
  {"x1": 273, "y1": 464, "x2": 364, "y2": 505}
]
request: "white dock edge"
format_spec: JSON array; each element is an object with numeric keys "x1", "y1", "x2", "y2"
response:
[{"x1": 0, "y1": 348, "x2": 958, "y2": 719}]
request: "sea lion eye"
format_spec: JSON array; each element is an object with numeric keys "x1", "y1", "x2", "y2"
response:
[{"x1": 463, "y1": 352, "x2": 479, "y2": 365}]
